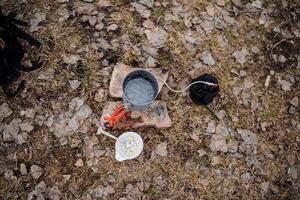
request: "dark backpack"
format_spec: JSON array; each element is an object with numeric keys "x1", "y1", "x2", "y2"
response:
[{"x1": 0, "y1": 8, "x2": 42, "y2": 97}]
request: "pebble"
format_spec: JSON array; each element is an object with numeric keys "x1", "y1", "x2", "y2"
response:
[
  {"x1": 38, "y1": 68, "x2": 55, "y2": 80},
  {"x1": 94, "y1": 88, "x2": 106, "y2": 103},
  {"x1": 289, "y1": 97, "x2": 298, "y2": 107},
  {"x1": 288, "y1": 167, "x2": 298, "y2": 179},
  {"x1": 63, "y1": 54, "x2": 80, "y2": 65},
  {"x1": 216, "y1": 0, "x2": 226, "y2": 6},
  {"x1": 260, "y1": 181, "x2": 269, "y2": 194},
  {"x1": 197, "y1": 149, "x2": 207, "y2": 157},
  {"x1": 288, "y1": 105, "x2": 296, "y2": 114},
  {"x1": 48, "y1": 186, "x2": 62, "y2": 200},
  {"x1": 20, "y1": 163, "x2": 27, "y2": 175},
  {"x1": 233, "y1": 48, "x2": 248, "y2": 65},
  {"x1": 0, "y1": 103, "x2": 12, "y2": 122},
  {"x1": 30, "y1": 165, "x2": 43, "y2": 179},
  {"x1": 201, "y1": 50, "x2": 215, "y2": 66},
  {"x1": 75, "y1": 159, "x2": 84, "y2": 167},
  {"x1": 144, "y1": 27, "x2": 168, "y2": 48},
  {"x1": 69, "y1": 80, "x2": 81, "y2": 90},
  {"x1": 19, "y1": 122, "x2": 34, "y2": 132},
  {"x1": 238, "y1": 129, "x2": 257, "y2": 145},
  {"x1": 278, "y1": 55, "x2": 287, "y2": 63},
  {"x1": 241, "y1": 172, "x2": 252, "y2": 183},
  {"x1": 143, "y1": 19, "x2": 155, "y2": 29},
  {"x1": 278, "y1": 79, "x2": 292, "y2": 91},
  {"x1": 107, "y1": 24, "x2": 118, "y2": 31},
  {"x1": 206, "y1": 122, "x2": 216, "y2": 133},
  {"x1": 215, "y1": 123, "x2": 229, "y2": 136},
  {"x1": 156, "y1": 142, "x2": 168, "y2": 157},
  {"x1": 209, "y1": 135, "x2": 228, "y2": 152}
]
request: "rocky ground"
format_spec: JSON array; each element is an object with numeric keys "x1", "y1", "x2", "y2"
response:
[{"x1": 0, "y1": 0, "x2": 299, "y2": 199}]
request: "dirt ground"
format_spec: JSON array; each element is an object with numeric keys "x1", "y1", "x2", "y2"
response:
[{"x1": 0, "y1": 0, "x2": 299, "y2": 199}]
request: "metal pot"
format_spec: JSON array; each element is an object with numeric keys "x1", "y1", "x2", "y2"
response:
[{"x1": 122, "y1": 69, "x2": 159, "y2": 111}]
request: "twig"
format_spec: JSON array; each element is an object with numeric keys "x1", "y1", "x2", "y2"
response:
[
  {"x1": 183, "y1": 122, "x2": 212, "y2": 136},
  {"x1": 269, "y1": 37, "x2": 294, "y2": 59},
  {"x1": 227, "y1": 9, "x2": 262, "y2": 14}
]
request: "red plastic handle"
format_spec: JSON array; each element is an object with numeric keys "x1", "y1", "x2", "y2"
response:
[{"x1": 104, "y1": 104, "x2": 126, "y2": 127}]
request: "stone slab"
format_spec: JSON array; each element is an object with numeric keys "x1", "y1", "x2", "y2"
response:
[
  {"x1": 100, "y1": 100, "x2": 172, "y2": 129},
  {"x1": 109, "y1": 63, "x2": 169, "y2": 98}
]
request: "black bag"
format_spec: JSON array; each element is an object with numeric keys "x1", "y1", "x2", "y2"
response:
[
  {"x1": 189, "y1": 74, "x2": 219, "y2": 105},
  {"x1": 0, "y1": 8, "x2": 42, "y2": 97}
]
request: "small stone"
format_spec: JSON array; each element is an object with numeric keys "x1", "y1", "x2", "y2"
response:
[
  {"x1": 2, "y1": 119, "x2": 19, "y2": 142},
  {"x1": 63, "y1": 174, "x2": 71, "y2": 182},
  {"x1": 216, "y1": 110, "x2": 226, "y2": 121},
  {"x1": 94, "y1": 88, "x2": 106, "y2": 103},
  {"x1": 139, "y1": 0, "x2": 154, "y2": 8},
  {"x1": 261, "y1": 122, "x2": 272, "y2": 132},
  {"x1": 57, "y1": 0, "x2": 69, "y2": 3},
  {"x1": 278, "y1": 79, "x2": 292, "y2": 91},
  {"x1": 103, "y1": 185, "x2": 115, "y2": 196},
  {"x1": 288, "y1": 105, "x2": 296, "y2": 114},
  {"x1": 147, "y1": 56, "x2": 156, "y2": 68},
  {"x1": 206, "y1": 122, "x2": 216, "y2": 133},
  {"x1": 289, "y1": 97, "x2": 298, "y2": 107},
  {"x1": 197, "y1": 149, "x2": 207, "y2": 157},
  {"x1": 107, "y1": 24, "x2": 118, "y2": 31},
  {"x1": 0, "y1": 103, "x2": 12, "y2": 122},
  {"x1": 250, "y1": 46, "x2": 260, "y2": 54},
  {"x1": 252, "y1": 0, "x2": 263, "y2": 8},
  {"x1": 30, "y1": 12, "x2": 46, "y2": 32},
  {"x1": 75, "y1": 159, "x2": 84, "y2": 167},
  {"x1": 89, "y1": 16, "x2": 97, "y2": 26},
  {"x1": 241, "y1": 172, "x2": 251, "y2": 183},
  {"x1": 278, "y1": 55, "x2": 287, "y2": 63},
  {"x1": 216, "y1": 0, "x2": 226, "y2": 6},
  {"x1": 233, "y1": 86, "x2": 242, "y2": 96},
  {"x1": 36, "y1": 181, "x2": 47, "y2": 193},
  {"x1": 211, "y1": 156, "x2": 222, "y2": 166},
  {"x1": 215, "y1": 123, "x2": 229, "y2": 136},
  {"x1": 232, "y1": 0, "x2": 242, "y2": 7},
  {"x1": 216, "y1": 35, "x2": 228, "y2": 48},
  {"x1": 20, "y1": 108, "x2": 38, "y2": 119},
  {"x1": 143, "y1": 19, "x2": 155, "y2": 29},
  {"x1": 19, "y1": 122, "x2": 34, "y2": 132},
  {"x1": 156, "y1": 142, "x2": 168, "y2": 157},
  {"x1": 31, "y1": 165, "x2": 42, "y2": 179},
  {"x1": 243, "y1": 78, "x2": 254, "y2": 89},
  {"x1": 201, "y1": 50, "x2": 215, "y2": 66},
  {"x1": 260, "y1": 182, "x2": 269, "y2": 194},
  {"x1": 144, "y1": 27, "x2": 168, "y2": 48},
  {"x1": 288, "y1": 167, "x2": 297, "y2": 179},
  {"x1": 209, "y1": 135, "x2": 227, "y2": 152},
  {"x1": 69, "y1": 80, "x2": 81, "y2": 90},
  {"x1": 205, "y1": 4, "x2": 215, "y2": 16},
  {"x1": 4, "y1": 169, "x2": 17, "y2": 181},
  {"x1": 20, "y1": 163, "x2": 27, "y2": 175},
  {"x1": 131, "y1": 2, "x2": 151, "y2": 18},
  {"x1": 95, "y1": 23, "x2": 104, "y2": 30},
  {"x1": 227, "y1": 140, "x2": 238, "y2": 153},
  {"x1": 270, "y1": 183, "x2": 279, "y2": 194},
  {"x1": 38, "y1": 68, "x2": 55, "y2": 80},
  {"x1": 287, "y1": 154, "x2": 295, "y2": 166},
  {"x1": 68, "y1": 104, "x2": 92, "y2": 131},
  {"x1": 240, "y1": 70, "x2": 247, "y2": 77},
  {"x1": 238, "y1": 129, "x2": 257, "y2": 145},
  {"x1": 48, "y1": 186, "x2": 62, "y2": 200},
  {"x1": 233, "y1": 49, "x2": 247, "y2": 65},
  {"x1": 63, "y1": 54, "x2": 80, "y2": 65}
]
